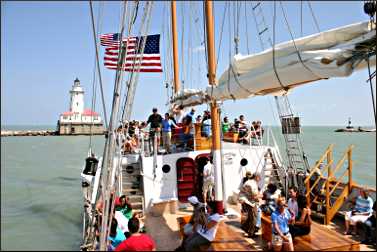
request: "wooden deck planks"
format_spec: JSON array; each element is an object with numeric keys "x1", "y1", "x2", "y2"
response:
[
  {"x1": 293, "y1": 222, "x2": 360, "y2": 251},
  {"x1": 262, "y1": 214, "x2": 360, "y2": 251}
]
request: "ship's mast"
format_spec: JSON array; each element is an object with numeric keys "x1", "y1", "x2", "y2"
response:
[
  {"x1": 171, "y1": 1, "x2": 180, "y2": 94},
  {"x1": 205, "y1": 0, "x2": 224, "y2": 214}
]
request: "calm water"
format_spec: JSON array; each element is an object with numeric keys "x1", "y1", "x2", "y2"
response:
[{"x1": 1, "y1": 125, "x2": 375, "y2": 250}]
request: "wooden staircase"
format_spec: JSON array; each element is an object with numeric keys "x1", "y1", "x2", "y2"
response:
[
  {"x1": 304, "y1": 144, "x2": 354, "y2": 225},
  {"x1": 262, "y1": 148, "x2": 287, "y2": 194}
]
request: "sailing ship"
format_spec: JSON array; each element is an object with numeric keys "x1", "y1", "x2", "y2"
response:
[{"x1": 80, "y1": 1, "x2": 376, "y2": 251}]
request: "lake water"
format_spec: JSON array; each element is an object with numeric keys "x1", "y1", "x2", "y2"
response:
[{"x1": 1, "y1": 125, "x2": 375, "y2": 250}]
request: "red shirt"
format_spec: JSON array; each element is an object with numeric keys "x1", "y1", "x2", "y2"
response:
[{"x1": 115, "y1": 234, "x2": 156, "y2": 251}]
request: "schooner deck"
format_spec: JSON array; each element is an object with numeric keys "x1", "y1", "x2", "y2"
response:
[{"x1": 143, "y1": 204, "x2": 374, "y2": 251}]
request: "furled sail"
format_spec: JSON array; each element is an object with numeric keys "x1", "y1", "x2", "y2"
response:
[{"x1": 172, "y1": 21, "x2": 376, "y2": 108}]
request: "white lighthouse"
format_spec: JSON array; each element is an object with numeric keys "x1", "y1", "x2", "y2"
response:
[
  {"x1": 70, "y1": 78, "x2": 85, "y2": 114},
  {"x1": 57, "y1": 78, "x2": 104, "y2": 135}
]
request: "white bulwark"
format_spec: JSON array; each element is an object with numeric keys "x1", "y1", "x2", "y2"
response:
[{"x1": 57, "y1": 78, "x2": 105, "y2": 135}]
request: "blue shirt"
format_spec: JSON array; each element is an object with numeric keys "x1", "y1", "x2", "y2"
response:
[
  {"x1": 162, "y1": 119, "x2": 176, "y2": 132},
  {"x1": 108, "y1": 227, "x2": 126, "y2": 248},
  {"x1": 271, "y1": 209, "x2": 291, "y2": 234},
  {"x1": 355, "y1": 196, "x2": 374, "y2": 213}
]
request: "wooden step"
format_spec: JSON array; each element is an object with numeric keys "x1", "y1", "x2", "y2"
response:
[
  {"x1": 127, "y1": 195, "x2": 144, "y2": 203},
  {"x1": 123, "y1": 189, "x2": 143, "y2": 196},
  {"x1": 131, "y1": 202, "x2": 143, "y2": 210}
]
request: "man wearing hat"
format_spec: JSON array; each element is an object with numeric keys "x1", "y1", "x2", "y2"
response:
[
  {"x1": 239, "y1": 172, "x2": 260, "y2": 237},
  {"x1": 183, "y1": 196, "x2": 204, "y2": 237}
]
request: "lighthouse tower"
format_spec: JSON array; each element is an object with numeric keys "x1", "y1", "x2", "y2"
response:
[
  {"x1": 70, "y1": 78, "x2": 84, "y2": 114},
  {"x1": 57, "y1": 78, "x2": 104, "y2": 135}
]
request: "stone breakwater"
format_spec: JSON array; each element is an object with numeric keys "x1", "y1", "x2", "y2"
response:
[
  {"x1": 1, "y1": 130, "x2": 58, "y2": 137},
  {"x1": 1, "y1": 130, "x2": 106, "y2": 136}
]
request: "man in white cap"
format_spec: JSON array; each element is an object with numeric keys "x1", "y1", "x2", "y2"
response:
[{"x1": 184, "y1": 196, "x2": 204, "y2": 236}]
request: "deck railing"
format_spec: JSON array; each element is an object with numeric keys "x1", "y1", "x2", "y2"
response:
[
  {"x1": 304, "y1": 144, "x2": 354, "y2": 225},
  {"x1": 117, "y1": 122, "x2": 265, "y2": 156}
]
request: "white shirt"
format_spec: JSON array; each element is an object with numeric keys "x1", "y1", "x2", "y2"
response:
[
  {"x1": 175, "y1": 109, "x2": 186, "y2": 124},
  {"x1": 203, "y1": 162, "x2": 214, "y2": 183},
  {"x1": 114, "y1": 211, "x2": 129, "y2": 233},
  {"x1": 196, "y1": 213, "x2": 221, "y2": 241},
  {"x1": 288, "y1": 198, "x2": 298, "y2": 217}
]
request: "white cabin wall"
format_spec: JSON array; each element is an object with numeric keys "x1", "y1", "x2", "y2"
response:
[{"x1": 221, "y1": 146, "x2": 270, "y2": 202}]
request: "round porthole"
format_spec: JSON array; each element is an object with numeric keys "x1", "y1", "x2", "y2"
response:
[
  {"x1": 126, "y1": 165, "x2": 134, "y2": 174},
  {"x1": 240, "y1": 158, "x2": 248, "y2": 166},
  {"x1": 162, "y1": 164, "x2": 171, "y2": 173}
]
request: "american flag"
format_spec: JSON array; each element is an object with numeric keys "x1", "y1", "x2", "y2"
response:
[
  {"x1": 100, "y1": 33, "x2": 121, "y2": 47},
  {"x1": 101, "y1": 34, "x2": 162, "y2": 72}
]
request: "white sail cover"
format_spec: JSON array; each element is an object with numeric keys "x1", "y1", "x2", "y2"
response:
[
  {"x1": 210, "y1": 21, "x2": 376, "y2": 100},
  {"x1": 172, "y1": 21, "x2": 376, "y2": 108}
]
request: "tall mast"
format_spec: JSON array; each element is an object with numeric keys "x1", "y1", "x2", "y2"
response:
[
  {"x1": 205, "y1": 0, "x2": 224, "y2": 214},
  {"x1": 171, "y1": 1, "x2": 180, "y2": 94}
]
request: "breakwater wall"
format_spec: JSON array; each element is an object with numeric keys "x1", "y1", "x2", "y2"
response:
[{"x1": 1, "y1": 130, "x2": 106, "y2": 137}]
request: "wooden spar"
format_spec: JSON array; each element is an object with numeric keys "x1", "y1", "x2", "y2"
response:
[
  {"x1": 205, "y1": 0, "x2": 224, "y2": 213},
  {"x1": 171, "y1": 1, "x2": 180, "y2": 94}
]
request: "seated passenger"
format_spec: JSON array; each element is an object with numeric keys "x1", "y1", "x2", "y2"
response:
[
  {"x1": 361, "y1": 201, "x2": 376, "y2": 245},
  {"x1": 271, "y1": 197, "x2": 294, "y2": 251},
  {"x1": 344, "y1": 189, "x2": 374, "y2": 235},
  {"x1": 108, "y1": 218, "x2": 126, "y2": 249},
  {"x1": 183, "y1": 196, "x2": 205, "y2": 237},
  {"x1": 201, "y1": 111, "x2": 211, "y2": 137},
  {"x1": 115, "y1": 216, "x2": 156, "y2": 251},
  {"x1": 183, "y1": 203, "x2": 222, "y2": 251},
  {"x1": 221, "y1": 116, "x2": 230, "y2": 134},
  {"x1": 238, "y1": 115, "x2": 248, "y2": 138},
  {"x1": 289, "y1": 194, "x2": 312, "y2": 239},
  {"x1": 115, "y1": 195, "x2": 133, "y2": 220},
  {"x1": 261, "y1": 183, "x2": 281, "y2": 215}
]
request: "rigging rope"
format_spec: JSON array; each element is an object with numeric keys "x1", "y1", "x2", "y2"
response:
[
  {"x1": 244, "y1": 1, "x2": 250, "y2": 54},
  {"x1": 216, "y1": 2, "x2": 227, "y2": 73},
  {"x1": 366, "y1": 52, "x2": 377, "y2": 127},
  {"x1": 306, "y1": 1, "x2": 321, "y2": 33},
  {"x1": 89, "y1": 1, "x2": 108, "y2": 129},
  {"x1": 272, "y1": 1, "x2": 287, "y2": 91},
  {"x1": 279, "y1": 1, "x2": 322, "y2": 80},
  {"x1": 300, "y1": 0, "x2": 303, "y2": 37},
  {"x1": 88, "y1": 2, "x2": 104, "y2": 153}
]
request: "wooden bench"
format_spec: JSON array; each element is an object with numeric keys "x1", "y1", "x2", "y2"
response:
[
  {"x1": 177, "y1": 215, "x2": 252, "y2": 251},
  {"x1": 223, "y1": 132, "x2": 239, "y2": 143},
  {"x1": 261, "y1": 214, "x2": 360, "y2": 251}
]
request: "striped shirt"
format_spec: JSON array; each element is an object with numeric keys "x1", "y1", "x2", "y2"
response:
[{"x1": 355, "y1": 195, "x2": 373, "y2": 213}]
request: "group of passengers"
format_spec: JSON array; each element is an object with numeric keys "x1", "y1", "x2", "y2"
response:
[
  {"x1": 238, "y1": 171, "x2": 376, "y2": 251},
  {"x1": 94, "y1": 194, "x2": 156, "y2": 251},
  {"x1": 115, "y1": 106, "x2": 264, "y2": 155}
]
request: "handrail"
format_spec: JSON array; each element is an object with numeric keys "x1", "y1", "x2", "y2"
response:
[
  {"x1": 328, "y1": 169, "x2": 348, "y2": 196},
  {"x1": 304, "y1": 144, "x2": 334, "y2": 184},
  {"x1": 329, "y1": 150, "x2": 349, "y2": 179},
  {"x1": 305, "y1": 160, "x2": 333, "y2": 197}
]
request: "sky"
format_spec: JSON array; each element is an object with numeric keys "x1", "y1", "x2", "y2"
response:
[{"x1": 1, "y1": 1, "x2": 376, "y2": 127}]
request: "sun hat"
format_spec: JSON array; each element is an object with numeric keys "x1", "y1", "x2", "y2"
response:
[{"x1": 188, "y1": 196, "x2": 199, "y2": 205}]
